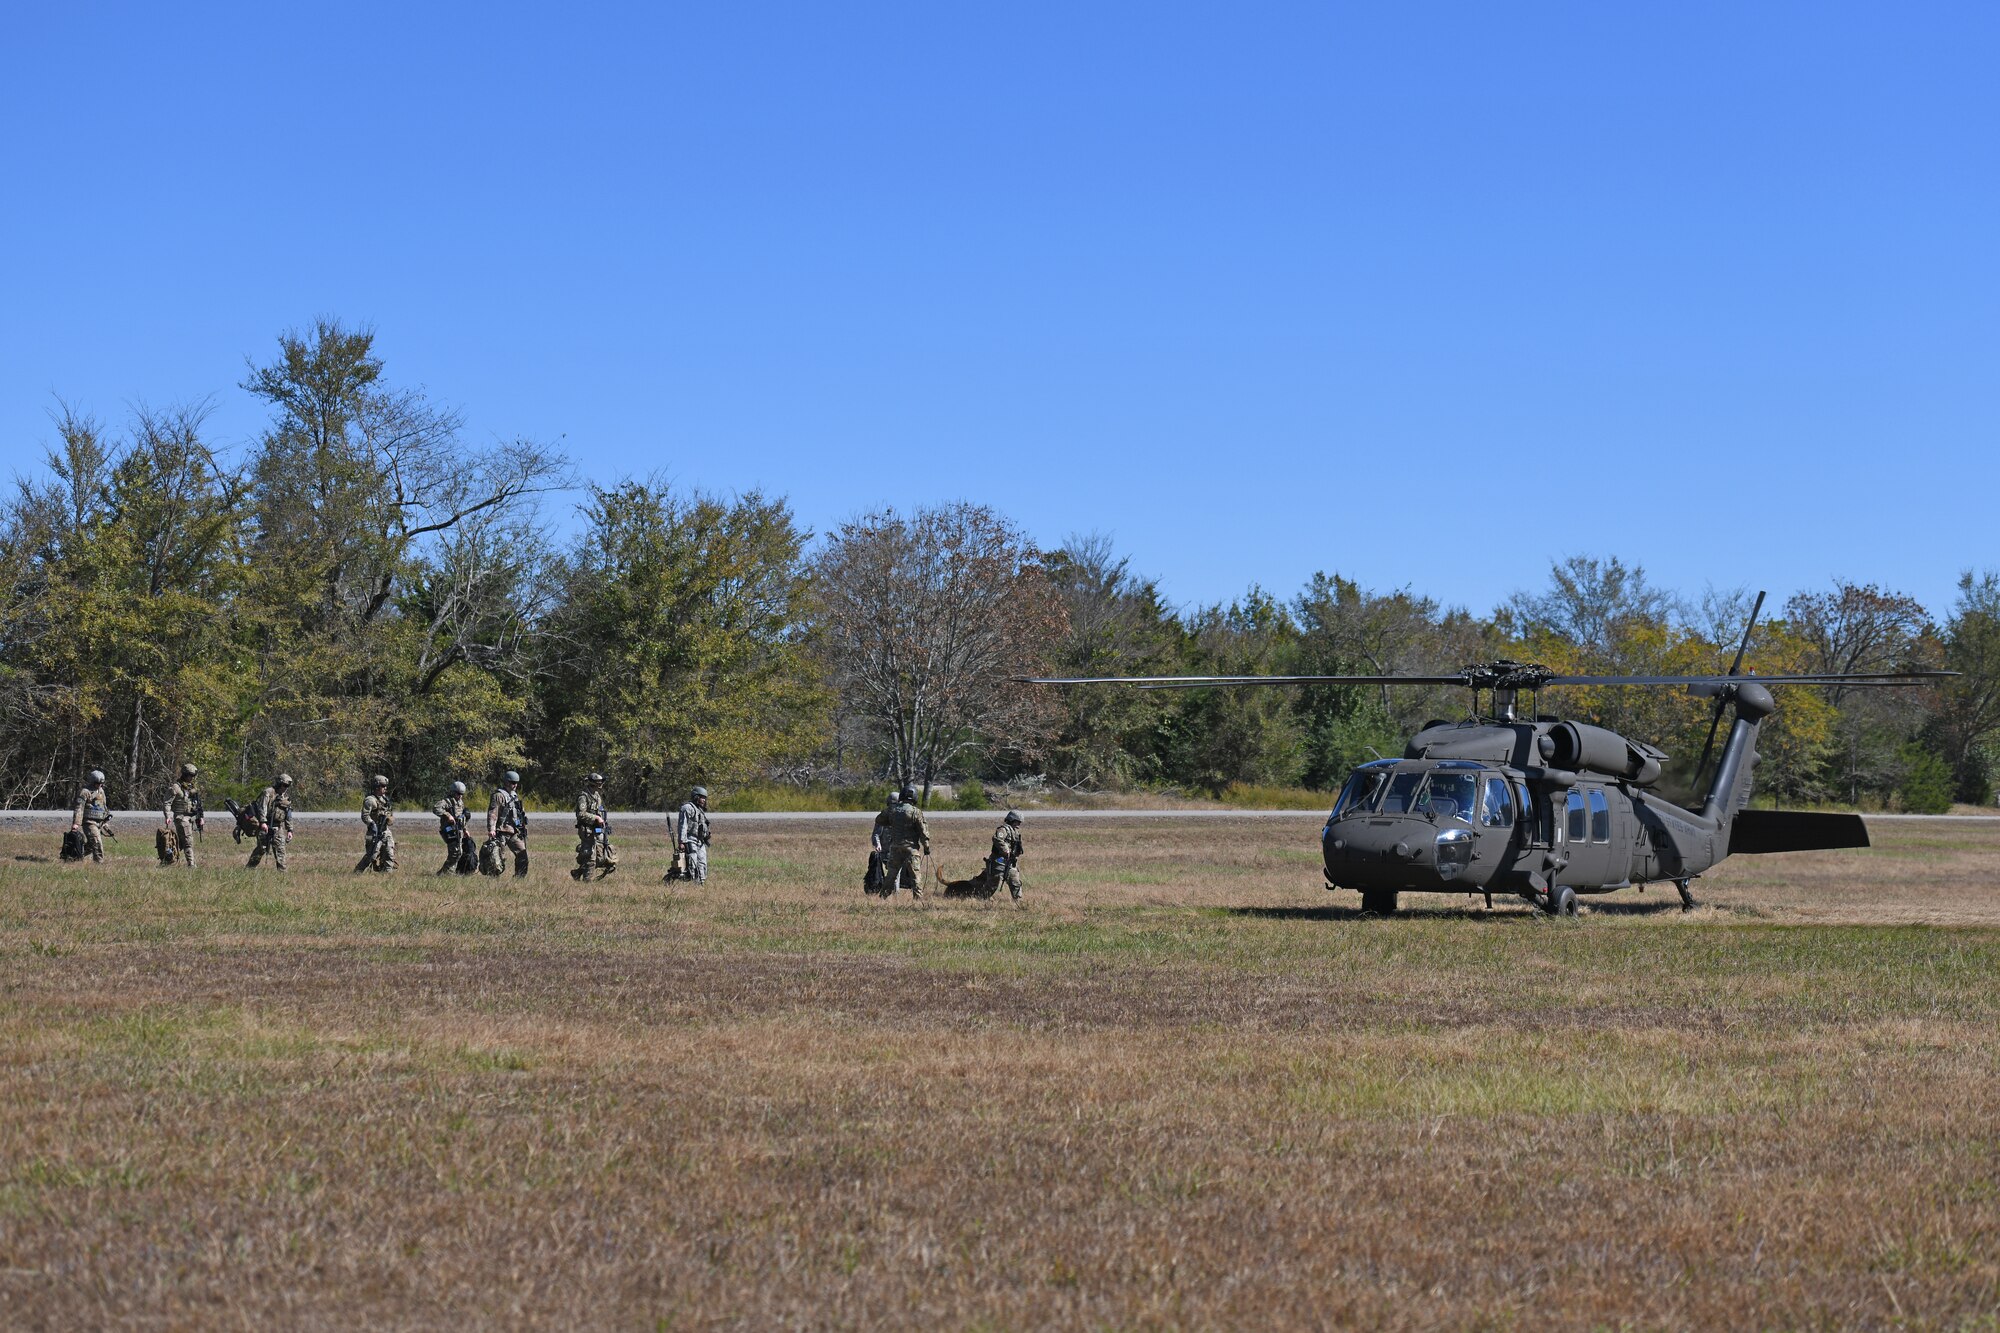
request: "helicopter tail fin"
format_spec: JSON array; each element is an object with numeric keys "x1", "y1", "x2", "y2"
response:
[{"x1": 1695, "y1": 681, "x2": 1775, "y2": 829}]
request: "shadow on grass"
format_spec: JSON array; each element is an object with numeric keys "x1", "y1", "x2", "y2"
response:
[
  {"x1": 1220, "y1": 904, "x2": 1532, "y2": 924},
  {"x1": 1583, "y1": 897, "x2": 1695, "y2": 917}
]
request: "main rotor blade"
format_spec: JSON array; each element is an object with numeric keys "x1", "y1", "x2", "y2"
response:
[
  {"x1": 1016, "y1": 668, "x2": 1956, "y2": 689},
  {"x1": 1016, "y1": 674, "x2": 1469, "y2": 688},
  {"x1": 1541, "y1": 671, "x2": 1954, "y2": 687}
]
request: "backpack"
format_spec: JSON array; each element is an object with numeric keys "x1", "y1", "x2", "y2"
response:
[
  {"x1": 60, "y1": 829, "x2": 85, "y2": 862},
  {"x1": 479, "y1": 836, "x2": 506, "y2": 877}
]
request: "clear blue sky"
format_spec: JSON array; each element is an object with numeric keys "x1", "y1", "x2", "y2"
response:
[{"x1": 4, "y1": 3, "x2": 1994, "y2": 621}]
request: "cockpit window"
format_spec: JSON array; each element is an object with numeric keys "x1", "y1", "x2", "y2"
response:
[
  {"x1": 1415, "y1": 771, "x2": 1478, "y2": 824},
  {"x1": 1331, "y1": 766, "x2": 1391, "y2": 818},
  {"x1": 1379, "y1": 771, "x2": 1424, "y2": 814},
  {"x1": 1482, "y1": 777, "x2": 1515, "y2": 827}
]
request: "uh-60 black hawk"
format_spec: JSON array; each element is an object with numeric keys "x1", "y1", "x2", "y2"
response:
[{"x1": 1029, "y1": 595, "x2": 1952, "y2": 917}]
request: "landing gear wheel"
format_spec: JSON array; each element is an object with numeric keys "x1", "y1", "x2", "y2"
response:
[
  {"x1": 1360, "y1": 888, "x2": 1399, "y2": 915},
  {"x1": 1546, "y1": 885, "x2": 1578, "y2": 918}
]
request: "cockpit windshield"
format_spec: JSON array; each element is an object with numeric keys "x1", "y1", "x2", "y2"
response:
[
  {"x1": 1332, "y1": 763, "x2": 1484, "y2": 822},
  {"x1": 1414, "y1": 770, "x2": 1478, "y2": 824},
  {"x1": 1331, "y1": 765, "x2": 1392, "y2": 818}
]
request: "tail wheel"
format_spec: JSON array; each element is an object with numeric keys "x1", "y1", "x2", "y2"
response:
[{"x1": 1360, "y1": 888, "x2": 1399, "y2": 915}]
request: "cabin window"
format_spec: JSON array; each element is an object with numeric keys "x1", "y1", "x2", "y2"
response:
[
  {"x1": 1589, "y1": 789, "x2": 1611, "y2": 843},
  {"x1": 1482, "y1": 777, "x2": 1515, "y2": 827},
  {"x1": 1565, "y1": 790, "x2": 1587, "y2": 842}
]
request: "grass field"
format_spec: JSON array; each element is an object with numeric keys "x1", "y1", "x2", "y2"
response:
[{"x1": 1, "y1": 815, "x2": 1996, "y2": 1329}]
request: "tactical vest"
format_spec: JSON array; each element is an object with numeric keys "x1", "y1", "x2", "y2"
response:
[
  {"x1": 890, "y1": 802, "x2": 926, "y2": 847},
  {"x1": 492, "y1": 791, "x2": 525, "y2": 832}
]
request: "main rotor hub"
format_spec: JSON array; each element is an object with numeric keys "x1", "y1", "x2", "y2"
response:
[{"x1": 1460, "y1": 660, "x2": 1557, "y2": 691}]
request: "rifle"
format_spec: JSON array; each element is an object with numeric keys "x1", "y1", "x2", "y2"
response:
[{"x1": 191, "y1": 792, "x2": 206, "y2": 838}]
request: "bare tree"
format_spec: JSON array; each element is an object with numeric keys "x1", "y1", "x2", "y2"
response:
[
  {"x1": 816, "y1": 504, "x2": 1066, "y2": 797},
  {"x1": 1784, "y1": 581, "x2": 1938, "y2": 803},
  {"x1": 1505, "y1": 556, "x2": 1680, "y2": 666}
]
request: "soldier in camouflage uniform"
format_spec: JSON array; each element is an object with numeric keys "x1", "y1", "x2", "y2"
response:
[
  {"x1": 70, "y1": 769, "x2": 112, "y2": 863},
  {"x1": 488, "y1": 770, "x2": 529, "y2": 876},
  {"x1": 355, "y1": 774, "x2": 396, "y2": 873},
  {"x1": 572, "y1": 771, "x2": 617, "y2": 881},
  {"x1": 246, "y1": 773, "x2": 294, "y2": 870},
  {"x1": 864, "y1": 788, "x2": 901, "y2": 894},
  {"x1": 939, "y1": 809, "x2": 1026, "y2": 904},
  {"x1": 670, "y1": 785, "x2": 711, "y2": 884},
  {"x1": 880, "y1": 785, "x2": 930, "y2": 900},
  {"x1": 433, "y1": 780, "x2": 471, "y2": 875},
  {"x1": 161, "y1": 763, "x2": 203, "y2": 868}
]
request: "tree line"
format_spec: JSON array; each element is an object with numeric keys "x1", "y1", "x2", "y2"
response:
[{"x1": 4, "y1": 320, "x2": 1995, "y2": 811}]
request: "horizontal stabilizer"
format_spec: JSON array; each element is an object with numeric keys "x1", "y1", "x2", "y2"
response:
[{"x1": 1728, "y1": 809, "x2": 1870, "y2": 855}]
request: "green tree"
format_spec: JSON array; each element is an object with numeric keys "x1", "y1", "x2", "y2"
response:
[
  {"x1": 1934, "y1": 571, "x2": 2000, "y2": 803},
  {"x1": 1155, "y1": 590, "x2": 1302, "y2": 794},
  {"x1": 1040, "y1": 534, "x2": 1180, "y2": 789},
  {"x1": 1897, "y1": 744, "x2": 1954, "y2": 814},
  {"x1": 237, "y1": 320, "x2": 565, "y2": 799},
  {"x1": 536, "y1": 480, "x2": 828, "y2": 803}
]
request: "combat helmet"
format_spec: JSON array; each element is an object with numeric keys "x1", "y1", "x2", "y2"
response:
[
  {"x1": 585, "y1": 771, "x2": 605, "y2": 785},
  {"x1": 370, "y1": 774, "x2": 389, "y2": 789},
  {"x1": 450, "y1": 780, "x2": 467, "y2": 795},
  {"x1": 503, "y1": 770, "x2": 521, "y2": 785},
  {"x1": 88, "y1": 769, "x2": 105, "y2": 784},
  {"x1": 1004, "y1": 810, "x2": 1022, "y2": 825},
  {"x1": 276, "y1": 773, "x2": 293, "y2": 787},
  {"x1": 179, "y1": 763, "x2": 199, "y2": 779},
  {"x1": 690, "y1": 785, "x2": 708, "y2": 801},
  {"x1": 900, "y1": 786, "x2": 918, "y2": 804}
]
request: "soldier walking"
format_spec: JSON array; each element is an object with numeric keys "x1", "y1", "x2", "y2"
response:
[
  {"x1": 161, "y1": 763, "x2": 203, "y2": 868},
  {"x1": 669, "y1": 785, "x2": 712, "y2": 884},
  {"x1": 877, "y1": 785, "x2": 930, "y2": 900},
  {"x1": 864, "y1": 787, "x2": 900, "y2": 895},
  {"x1": 70, "y1": 769, "x2": 112, "y2": 863},
  {"x1": 433, "y1": 780, "x2": 472, "y2": 875},
  {"x1": 939, "y1": 809, "x2": 1027, "y2": 904},
  {"x1": 246, "y1": 774, "x2": 294, "y2": 871},
  {"x1": 572, "y1": 772, "x2": 617, "y2": 881},
  {"x1": 355, "y1": 774, "x2": 396, "y2": 873},
  {"x1": 488, "y1": 770, "x2": 529, "y2": 877}
]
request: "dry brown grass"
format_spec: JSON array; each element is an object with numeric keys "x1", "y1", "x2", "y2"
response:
[{"x1": 1, "y1": 816, "x2": 1996, "y2": 1329}]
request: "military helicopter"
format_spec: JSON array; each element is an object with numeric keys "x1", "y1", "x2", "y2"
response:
[{"x1": 1028, "y1": 594, "x2": 1953, "y2": 916}]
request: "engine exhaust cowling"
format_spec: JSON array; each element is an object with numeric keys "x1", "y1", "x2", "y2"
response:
[{"x1": 1540, "y1": 722, "x2": 1663, "y2": 785}]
